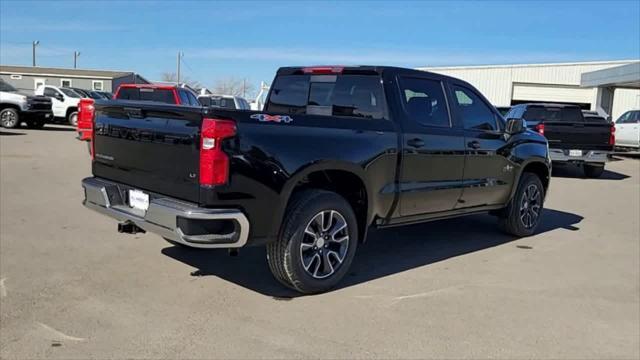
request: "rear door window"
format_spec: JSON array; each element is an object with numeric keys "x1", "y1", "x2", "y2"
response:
[
  {"x1": 398, "y1": 77, "x2": 450, "y2": 127},
  {"x1": 266, "y1": 74, "x2": 386, "y2": 119}
]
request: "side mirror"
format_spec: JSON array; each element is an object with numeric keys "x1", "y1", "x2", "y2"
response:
[
  {"x1": 56, "y1": 94, "x2": 64, "y2": 101},
  {"x1": 505, "y1": 118, "x2": 526, "y2": 135}
]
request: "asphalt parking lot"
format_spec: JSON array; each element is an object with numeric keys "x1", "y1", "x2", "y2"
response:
[{"x1": 1, "y1": 125, "x2": 638, "y2": 359}]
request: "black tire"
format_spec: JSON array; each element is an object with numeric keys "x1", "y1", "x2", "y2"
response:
[
  {"x1": 499, "y1": 172, "x2": 545, "y2": 237},
  {"x1": 67, "y1": 111, "x2": 78, "y2": 126},
  {"x1": 267, "y1": 190, "x2": 358, "y2": 294},
  {"x1": 26, "y1": 120, "x2": 45, "y2": 129},
  {"x1": 584, "y1": 164, "x2": 604, "y2": 178},
  {"x1": 0, "y1": 108, "x2": 20, "y2": 128}
]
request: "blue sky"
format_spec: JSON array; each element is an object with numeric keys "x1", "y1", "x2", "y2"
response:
[{"x1": 1, "y1": 0, "x2": 639, "y2": 89}]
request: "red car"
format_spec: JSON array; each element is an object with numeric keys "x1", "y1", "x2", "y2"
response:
[{"x1": 76, "y1": 84, "x2": 201, "y2": 154}]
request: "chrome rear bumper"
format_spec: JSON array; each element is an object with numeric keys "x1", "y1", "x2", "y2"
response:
[
  {"x1": 549, "y1": 148, "x2": 609, "y2": 164},
  {"x1": 82, "y1": 177, "x2": 249, "y2": 249}
]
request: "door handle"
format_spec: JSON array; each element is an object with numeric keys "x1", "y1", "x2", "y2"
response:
[
  {"x1": 407, "y1": 138, "x2": 425, "y2": 148},
  {"x1": 468, "y1": 140, "x2": 481, "y2": 149}
]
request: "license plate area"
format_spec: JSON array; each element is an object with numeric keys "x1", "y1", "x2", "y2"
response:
[
  {"x1": 128, "y1": 189, "x2": 149, "y2": 211},
  {"x1": 569, "y1": 149, "x2": 582, "y2": 157}
]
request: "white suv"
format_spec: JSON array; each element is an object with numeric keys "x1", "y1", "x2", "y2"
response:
[{"x1": 34, "y1": 85, "x2": 82, "y2": 125}]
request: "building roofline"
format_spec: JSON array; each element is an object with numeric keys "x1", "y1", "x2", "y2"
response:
[
  {"x1": 0, "y1": 64, "x2": 138, "y2": 79},
  {"x1": 418, "y1": 59, "x2": 640, "y2": 71}
]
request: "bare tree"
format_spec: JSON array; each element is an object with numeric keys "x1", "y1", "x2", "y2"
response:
[
  {"x1": 160, "y1": 72, "x2": 202, "y2": 89},
  {"x1": 212, "y1": 77, "x2": 256, "y2": 99}
]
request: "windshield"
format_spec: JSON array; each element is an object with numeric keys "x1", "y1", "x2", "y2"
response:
[
  {"x1": 60, "y1": 88, "x2": 81, "y2": 98},
  {"x1": 0, "y1": 80, "x2": 18, "y2": 92}
]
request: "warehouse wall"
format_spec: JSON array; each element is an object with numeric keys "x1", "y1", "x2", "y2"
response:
[
  {"x1": 0, "y1": 74, "x2": 113, "y2": 93},
  {"x1": 612, "y1": 88, "x2": 640, "y2": 120},
  {"x1": 419, "y1": 61, "x2": 637, "y2": 118}
]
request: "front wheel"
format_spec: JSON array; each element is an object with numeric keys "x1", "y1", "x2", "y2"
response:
[
  {"x1": 68, "y1": 111, "x2": 78, "y2": 126},
  {"x1": 267, "y1": 190, "x2": 358, "y2": 294},
  {"x1": 584, "y1": 164, "x2": 604, "y2": 178},
  {"x1": 0, "y1": 108, "x2": 20, "y2": 128},
  {"x1": 499, "y1": 172, "x2": 545, "y2": 237}
]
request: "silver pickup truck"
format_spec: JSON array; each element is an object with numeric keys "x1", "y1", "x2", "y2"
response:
[{"x1": 0, "y1": 79, "x2": 53, "y2": 129}]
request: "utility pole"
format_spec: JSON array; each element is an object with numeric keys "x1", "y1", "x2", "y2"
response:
[
  {"x1": 32, "y1": 41, "x2": 39, "y2": 67},
  {"x1": 177, "y1": 51, "x2": 183, "y2": 84},
  {"x1": 73, "y1": 51, "x2": 81, "y2": 69},
  {"x1": 242, "y1": 79, "x2": 246, "y2": 98}
]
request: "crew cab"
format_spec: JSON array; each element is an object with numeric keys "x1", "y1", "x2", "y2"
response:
[
  {"x1": 113, "y1": 84, "x2": 200, "y2": 106},
  {"x1": 506, "y1": 103, "x2": 614, "y2": 178},
  {"x1": 0, "y1": 79, "x2": 52, "y2": 128},
  {"x1": 81, "y1": 66, "x2": 551, "y2": 294},
  {"x1": 34, "y1": 85, "x2": 81, "y2": 126}
]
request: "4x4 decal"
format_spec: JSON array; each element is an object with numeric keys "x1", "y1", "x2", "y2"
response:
[{"x1": 250, "y1": 114, "x2": 293, "y2": 123}]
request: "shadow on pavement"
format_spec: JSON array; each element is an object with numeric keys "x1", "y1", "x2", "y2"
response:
[
  {"x1": 552, "y1": 164, "x2": 630, "y2": 180},
  {"x1": 162, "y1": 208, "x2": 583, "y2": 299},
  {"x1": 0, "y1": 131, "x2": 26, "y2": 136}
]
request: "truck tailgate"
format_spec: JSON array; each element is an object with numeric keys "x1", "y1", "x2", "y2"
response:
[
  {"x1": 544, "y1": 121, "x2": 612, "y2": 150},
  {"x1": 92, "y1": 101, "x2": 202, "y2": 203}
]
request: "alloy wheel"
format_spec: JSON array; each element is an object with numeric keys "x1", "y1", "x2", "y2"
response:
[
  {"x1": 520, "y1": 184, "x2": 541, "y2": 229},
  {"x1": 300, "y1": 210, "x2": 350, "y2": 279},
  {"x1": 1, "y1": 110, "x2": 18, "y2": 128}
]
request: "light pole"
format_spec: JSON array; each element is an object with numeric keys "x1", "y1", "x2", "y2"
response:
[
  {"x1": 177, "y1": 51, "x2": 184, "y2": 84},
  {"x1": 32, "y1": 41, "x2": 39, "y2": 67},
  {"x1": 74, "y1": 51, "x2": 81, "y2": 69}
]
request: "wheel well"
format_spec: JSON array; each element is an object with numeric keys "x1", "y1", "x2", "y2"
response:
[
  {"x1": 290, "y1": 170, "x2": 368, "y2": 242},
  {"x1": 66, "y1": 107, "x2": 78, "y2": 118},
  {"x1": 522, "y1": 162, "x2": 550, "y2": 192},
  {"x1": 0, "y1": 103, "x2": 20, "y2": 112}
]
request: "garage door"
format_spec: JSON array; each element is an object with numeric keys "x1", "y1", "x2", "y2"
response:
[{"x1": 512, "y1": 83, "x2": 594, "y2": 104}]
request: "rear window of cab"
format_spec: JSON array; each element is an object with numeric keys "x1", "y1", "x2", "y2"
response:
[
  {"x1": 116, "y1": 87, "x2": 176, "y2": 104},
  {"x1": 266, "y1": 75, "x2": 387, "y2": 119}
]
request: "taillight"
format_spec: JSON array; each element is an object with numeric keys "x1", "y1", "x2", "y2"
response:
[
  {"x1": 77, "y1": 98, "x2": 96, "y2": 158},
  {"x1": 302, "y1": 66, "x2": 344, "y2": 74},
  {"x1": 535, "y1": 123, "x2": 545, "y2": 136},
  {"x1": 609, "y1": 124, "x2": 616, "y2": 145},
  {"x1": 200, "y1": 118, "x2": 236, "y2": 186}
]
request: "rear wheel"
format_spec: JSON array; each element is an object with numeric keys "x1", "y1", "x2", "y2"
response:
[
  {"x1": 67, "y1": 111, "x2": 78, "y2": 126},
  {"x1": 584, "y1": 164, "x2": 604, "y2": 178},
  {"x1": 0, "y1": 108, "x2": 20, "y2": 128},
  {"x1": 499, "y1": 172, "x2": 545, "y2": 237},
  {"x1": 267, "y1": 190, "x2": 358, "y2": 294}
]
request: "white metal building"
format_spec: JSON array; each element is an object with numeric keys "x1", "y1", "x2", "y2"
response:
[{"x1": 419, "y1": 60, "x2": 640, "y2": 120}]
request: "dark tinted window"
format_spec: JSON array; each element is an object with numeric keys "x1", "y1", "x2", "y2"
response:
[
  {"x1": 617, "y1": 111, "x2": 640, "y2": 124},
  {"x1": 44, "y1": 87, "x2": 58, "y2": 98},
  {"x1": 60, "y1": 88, "x2": 81, "y2": 98},
  {"x1": 267, "y1": 75, "x2": 310, "y2": 114},
  {"x1": 186, "y1": 91, "x2": 200, "y2": 106},
  {"x1": 267, "y1": 74, "x2": 385, "y2": 119},
  {"x1": 399, "y1": 77, "x2": 449, "y2": 127},
  {"x1": 116, "y1": 88, "x2": 176, "y2": 104},
  {"x1": 522, "y1": 106, "x2": 583, "y2": 122},
  {"x1": 0, "y1": 80, "x2": 17, "y2": 92},
  {"x1": 178, "y1": 89, "x2": 189, "y2": 105},
  {"x1": 451, "y1": 85, "x2": 497, "y2": 131}
]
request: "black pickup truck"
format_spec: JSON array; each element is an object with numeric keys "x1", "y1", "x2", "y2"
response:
[
  {"x1": 81, "y1": 66, "x2": 551, "y2": 294},
  {"x1": 506, "y1": 103, "x2": 614, "y2": 177}
]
